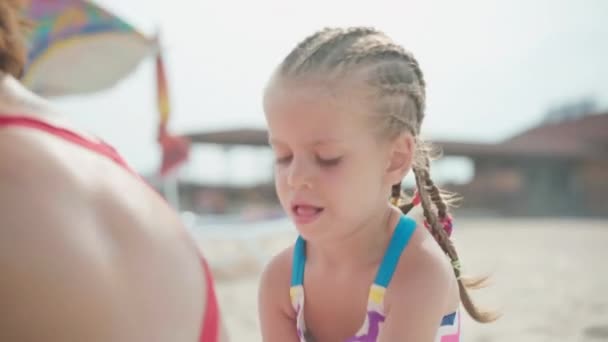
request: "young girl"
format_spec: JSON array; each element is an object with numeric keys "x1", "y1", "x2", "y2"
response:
[{"x1": 258, "y1": 27, "x2": 497, "y2": 341}]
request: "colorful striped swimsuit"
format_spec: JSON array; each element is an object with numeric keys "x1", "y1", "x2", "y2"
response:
[{"x1": 290, "y1": 215, "x2": 460, "y2": 342}]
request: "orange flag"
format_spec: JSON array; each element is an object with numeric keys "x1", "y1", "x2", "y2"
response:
[{"x1": 156, "y1": 47, "x2": 190, "y2": 177}]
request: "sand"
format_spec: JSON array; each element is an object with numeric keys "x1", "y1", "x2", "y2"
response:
[{"x1": 193, "y1": 218, "x2": 608, "y2": 341}]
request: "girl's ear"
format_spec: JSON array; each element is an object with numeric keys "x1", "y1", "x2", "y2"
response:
[{"x1": 385, "y1": 132, "x2": 415, "y2": 185}]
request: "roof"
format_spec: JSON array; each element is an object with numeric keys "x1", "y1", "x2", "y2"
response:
[
  {"x1": 503, "y1": 112, "x2": 608, "y2": 158},
  {"x1": 181, "y1": 112, "x2": 608, "y2": 161},
  {"x1": 183, "y1": 128, "x2": 269, "y2": 146},
  {"x1": 439, "y1": 112, "x2": 608, "y2": 161}
]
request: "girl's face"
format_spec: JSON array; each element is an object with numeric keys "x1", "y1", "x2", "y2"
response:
[{"x1": 264, "y1": 78, "x2": 413, "y2": 242}]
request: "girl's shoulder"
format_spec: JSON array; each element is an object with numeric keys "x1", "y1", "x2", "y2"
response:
[
  {"x1": 384, "y1": 214, "x2": 458, "y2": 312},
  {"x1": 259, "y1": 244, "x2": 297, "y2": 316},
  {"x1": 260, "y1": 244, "x2": 295, "y2": 288}
]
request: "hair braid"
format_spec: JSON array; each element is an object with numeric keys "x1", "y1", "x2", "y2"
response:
[
  {"x1": 391, "y1": 182, "x2": 416, "y2": 214},
  {"x1": 343, "y1": 43, "x2": 426, "y2": 129},
  {"x1": 343, "y1": 43, "x2": 426, "y2": 88},
  {"x1": 299, "y1": 27, "x2": 378, "y2": 71},
  {"x1": 412, "y1": 158, "x2": 498, "y2": 323},
  {"x1": 281, "y1": 28, "x2": 335, "y2": 73},
  {"x1": 429, "y1": 181, "x2": 448, "y2": 219},
  {"x1": 391, "y1": 182, "x2": 402, "y2": 205}
]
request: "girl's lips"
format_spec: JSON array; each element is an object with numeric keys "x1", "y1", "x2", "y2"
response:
[{"x1": 291, "y1": 204, "x2": 324, "y2": 224}]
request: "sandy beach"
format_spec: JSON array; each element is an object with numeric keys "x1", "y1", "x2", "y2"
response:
[{"x1": 193, "y1": 217, "x2": 608, "y2": 341}]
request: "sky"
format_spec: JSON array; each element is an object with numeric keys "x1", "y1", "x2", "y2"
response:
[{"x1": 51, "y1": 0, "x2": 608, "y2": 183}]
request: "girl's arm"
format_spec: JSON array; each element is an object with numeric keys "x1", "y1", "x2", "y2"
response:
[{"x1": 258, "y1": 248, "x2": 301, "y2": 342}]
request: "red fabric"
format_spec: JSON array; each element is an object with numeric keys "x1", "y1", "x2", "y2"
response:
[
  {"x1": 411, "y1": 190, "x2": 421, "y2": 206},
  {"x1": 0, "y1": 115, "x2": 219, "y2": 341},
  {"x1": 0, "y1": 115, "x2": 136, "y2": 174},
  {"x1": 199, "y1": 258, "x2": 220, "y2": 342},
  {"x1": 158, "y1": 123, "x2": 190, "y2": 177}
]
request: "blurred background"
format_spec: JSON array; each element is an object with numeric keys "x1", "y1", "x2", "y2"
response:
[{"x1": 22, "y1": 0, "x2": 608, "y2": 341}]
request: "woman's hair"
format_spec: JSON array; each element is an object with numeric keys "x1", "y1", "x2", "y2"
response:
[
  {"x1": 276, "y1": 27, "x2": 498, "y2": 323},
  {"x1": 0, "y1": 0, "x2": 28, "y2": 78}
]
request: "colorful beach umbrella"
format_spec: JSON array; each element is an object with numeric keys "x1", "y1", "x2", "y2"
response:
[
  {"x1": 22, "y1": 0, "x2": 189, "y2": 176},
  {"x1": 22, "y1": 0, "x2": 157, "y2": 97}
]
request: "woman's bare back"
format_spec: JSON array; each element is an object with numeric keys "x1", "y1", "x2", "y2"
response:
[{"x1": 0, "y1": 119, "x2": 209, "y2": 341}]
